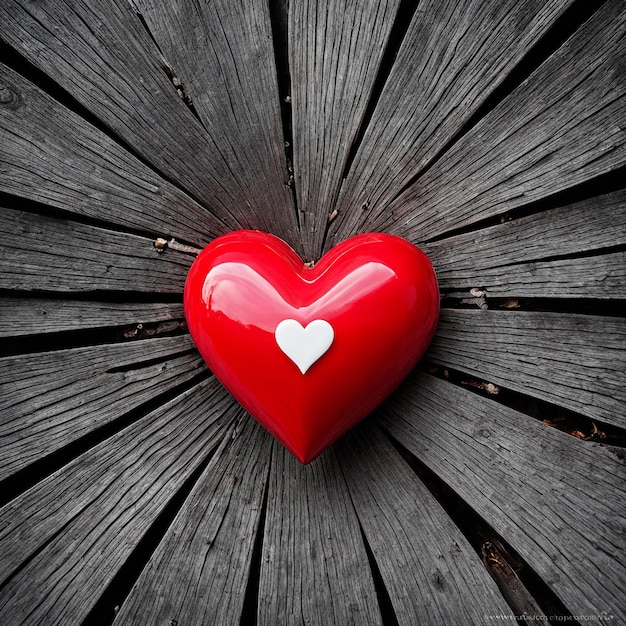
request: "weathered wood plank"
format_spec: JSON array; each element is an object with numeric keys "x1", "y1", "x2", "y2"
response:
[
  {"x1": 0, "y1": 335, "x2": 201, "y2": 480},
  {"x1": 0, "y1": 208, "x2": 192, "y2": 292},
  {"x1": 374, "y1": 1, "x2": 626, "y2": 241},
  {"x1": 0, "y1": 378, "x2": 237, "y2": 625},
  {"x1": 378, "y1": 373, "x2": 626, "y2": 622},
  {"x1": 0, "y1": 0, "x2": 297, "y2": 246},
  {"x1": 258, "y1": 443, "x2": 382, "y2": 624},
  {"x1": 289, "y1": 0, "x2": 402, "y2": 259},
  {"x1": 428, "y1": 309, "x2": 626, "y2": 429},
  {"x1": 131, "y1": 0, "x2": 299, "y2": 251},
  {"x1": 426, "y1": 189, "x2": 626, "y2": 295},
  {"x1": 339, "y1": 423, "x2": 513, "y2": 625},
  {"x1": 0, "y1": 63, "x2": 225, "y2": 246},
  {"x1": 438, "y1": 252, "x2": 626, "y2": 299},
  {"x1": 328, "y1": 0, "x2": 574, "y2": 247},
  {"x1": 0, "y1": 298, "x2": 184, "y2": 337},
  {"x1": 115, "y1": 417, "x2": 271, "y2": 626}
]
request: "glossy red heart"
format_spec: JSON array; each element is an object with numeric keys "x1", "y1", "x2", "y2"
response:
[{"x1": 184, "y1": 230, "x2": 439, "y2": 463}]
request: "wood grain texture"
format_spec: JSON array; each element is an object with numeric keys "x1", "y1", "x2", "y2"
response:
[
  {"x1": 0, "y1": 335, "x2": 201, "y2": 480},
  {"x1": 0, "y1": 0, "x2": 296, "y2": 245},
  {"x1": 258, "y1": 442, "x2": 382, "y2": 625},
  {"x1": 328, "y1": 0, "x2": 574, "y2": 248},
  {"x1": 428, "y1": 309, "x2": 626, "y2": 429},
  {"x1": 0, "y1": 63, "x2": 225, "y2": 246},
  {"x1": 0, "y1": 378, "x2": 237, "y2": 625},
  {"x1": 369, "y1": 1, "x2": 626, "y2": 241},
  {"x1": 131, "y1": 0, "x2": 300, "y2": 252},
  {"x1": 339, "y1": 424, "x2": 513, "y2": 625},
  {"x1": 289, "y1": 0, "x2": 401, "y2": 259},
  {"x1": 437, "y1": 252, "x2": 626, "y2": 299},
  {"x1": 0, "y1": 298, "x2": 184, "y2": 337},
  {"x1": 1, "y1": 208, "x2": 192, "y2": 293},
  {"x1": 115, "y1": 416, "x2": 272, "y2": 626},
  {"x1": 378, "y1": 372, "x2": 626, "y2": 623},
  {"x1": 425, "y1": 189, "x2": 626, "y2": 297}
]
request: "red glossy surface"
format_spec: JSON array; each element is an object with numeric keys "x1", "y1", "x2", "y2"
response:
[{"x1": 184, "y1": 230, "x2": 439, "y2": 463}]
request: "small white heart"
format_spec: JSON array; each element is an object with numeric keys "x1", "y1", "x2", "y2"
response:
[{"x1": 275, "y1": 319, "x2": 334, "y2": 374}]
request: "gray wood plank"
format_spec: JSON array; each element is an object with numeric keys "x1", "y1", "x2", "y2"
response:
[
  {"x1": 0, "y1": 298, "x2": 184, "y2": 337},
  {"x1": 339, "y1": 423, "x2": 513, "y2": 625},
  {"x1": 0, "y1": 378, "x2": 237, "y2": 625},
  {"x1": 0, "y1": 335, "x2": 201, "y2": 480},
  {"x1": 428, "y1": 309, "x2": 626, "y2": 429},
  {"x1": 328, "y1": 0, "x2": 574, "y2": 248},
  {"x1": 132, "y1": 0, "x2": 299, "y2": 252},
  {"x1": 0, "y1": 0, "x2": 298, "y2": 246},
  {"x1": 0, "y1": 63, "x2": 225, "y2": 246},
  {"x1": 258, "y1": 442, "x2": 382, "y2": 625},
  {"x1": 370, "y1": 1, "x2": 626, "y2": 241},
  {"x1": 426, "y1": 188, "x2": 626, "y2": 294},
  {"x1": 115, "y1": 416, "x2": 272, "y2": 626},
  {"x1": 289, "y1": 0, "x2": 402, "y2": 259},
  {"x1": 437, "y1": 252, "x2": 626, "y2": 299},
  {"x1": 0, "y1": 208, "x2": 192, "y2": 293},
  {"x1": 378, "y1": 372, "x2": 626, "y2": 623}
]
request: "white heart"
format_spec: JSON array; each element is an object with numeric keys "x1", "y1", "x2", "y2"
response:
[{"x1": 275, "y1": 319, "x2": 334, "y2": 374}]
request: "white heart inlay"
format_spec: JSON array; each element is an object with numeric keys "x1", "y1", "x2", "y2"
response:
[{"x1": 275, "y1": 319, "x2": 334, "y2": 374}]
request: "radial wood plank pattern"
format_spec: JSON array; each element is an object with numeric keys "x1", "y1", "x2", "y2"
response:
[
  {"x1": 0, "y1": 0, "x2": 294, "y2": 242},
  {"x1": 1, "y1": 208, "x2": 193, "y2": 293},
  {"x1": 327, "y1": 0, "x2": 576, "y2": 249},
  {"x1": 380, "y1": 0, "x2": 626, "y2": 241},
  {"x1": 132, "y1": 0, "x2": 300, "y2": 253},
  {"x1": 289, "y1": 0, "x2": 402, "y2": 259},
  {"x1": 429, "y1": 309, "x2": 626, "y2": 429},
  {"x1": 0, "y1": 1, "x2": 624, "y2": 624},
  {"x1": 0, "y1": 336, "x2": 203, "y2": 480},
  {"x1": 258, "y1": 443, "x2": 383, "y2": 625},
  {"x1": 115, "y1": 416, "x2": 272, "y2": 626},
  {"x1": 378, "y1": 372, "x2": 626, "y2": 623},
  {"x1": 339, "y1": 424, "x2": 514, "y2": 625},
  {"x1": 0, "y1": 299, "x2": 185, "y2": 338},
  {"x1": 0, "y1": 63, "x2": 226, "y2": 246},
  {"x1": 0, "y1": 380, "x2": 236, "y2": 625}
]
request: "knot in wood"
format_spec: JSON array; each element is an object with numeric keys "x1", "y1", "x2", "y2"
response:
[{"x1": 0, "y1": 82, "x2": 19, "y2": 108}]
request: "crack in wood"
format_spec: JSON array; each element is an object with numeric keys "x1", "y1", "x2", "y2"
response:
[
  {"x1": 267, "y1": 0, "x2": 302, "y2": 239},
  {"x1": 421, "y1": 361, "x2": 626, "y2": 448},
  {"x1": 439, "y1": 297, "x2": 626, "y2": 318}
]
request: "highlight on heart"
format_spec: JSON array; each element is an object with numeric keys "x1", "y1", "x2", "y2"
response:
[{"x1": 184, "y1": 230, "x2": 440, "y2": 463}]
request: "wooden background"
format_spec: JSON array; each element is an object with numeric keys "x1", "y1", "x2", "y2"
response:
[{"x1": 1, "y1": 0, "x2": 625, "y2": 624}]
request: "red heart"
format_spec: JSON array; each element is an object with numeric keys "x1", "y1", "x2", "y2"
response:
[{"x1": 184, "y1": 231, "x2": 439, "y2": 463}]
